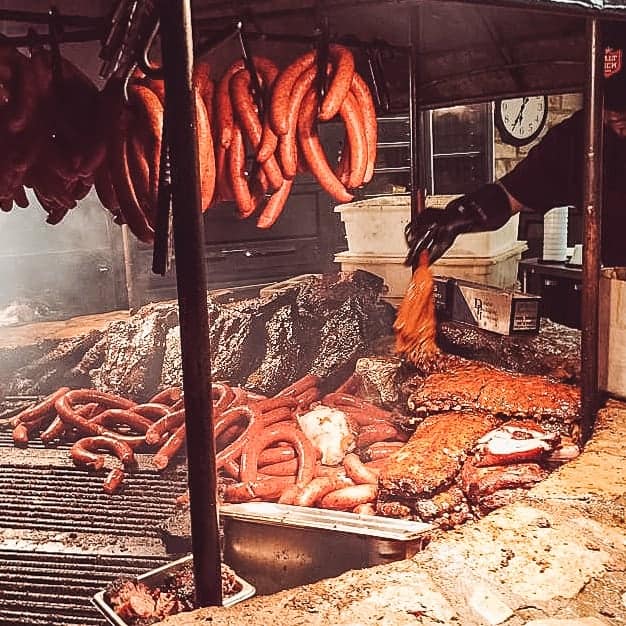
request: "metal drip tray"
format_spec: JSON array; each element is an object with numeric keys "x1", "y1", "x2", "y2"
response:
[
  {"x1": 92, "y1": 555, "x2": 256, "y2": 626},
  {"x1": 220, "y1": 503, "x2": 432, "y2": 595}
]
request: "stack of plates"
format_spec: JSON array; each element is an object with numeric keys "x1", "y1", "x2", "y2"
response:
[{"x1": 542, "y1": 206, "x2": 569, "y2": 262}]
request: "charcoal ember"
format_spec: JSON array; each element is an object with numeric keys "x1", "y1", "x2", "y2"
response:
[
  {"x1": 6, "y1": 330, "x2": 101, "y2": 394},
  {"x1": 437, "y1": 318, "x2": 580, "y2": 382},
  {"x1": 246, "y1": 301, "x2": 303, "y2": 395},
  {"x1": 407, "y1": 357, "x2": 580, "y2": 427},
  {"x1": 459, "y1": 458, "x2": 548, "y2": 502},
  {"x1": 88, "y1": 302, "x2": 178, "y2": 400},
  {"x1": 378, "y1": 411, "x2": 499, "y2": 498}
]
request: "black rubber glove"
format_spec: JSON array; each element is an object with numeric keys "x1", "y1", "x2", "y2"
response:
[{"x1": 404, "y1": 183, "x2": 512, "y2": 266}]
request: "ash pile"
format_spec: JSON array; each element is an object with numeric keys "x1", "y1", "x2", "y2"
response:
[{"x1": 1, "y1": 271, "x2": 395, "y2": 399}]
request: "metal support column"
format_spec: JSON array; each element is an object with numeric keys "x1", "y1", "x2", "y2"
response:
[
  {"x1": 157, "y1": 0, "x2": 222, "y2": 606},
  {"x1": 580, "y1": 17, "x2": 603, "y2": 444},
  {"x1": 409, "y1": 5, "x2": 425, "y2": 229}
]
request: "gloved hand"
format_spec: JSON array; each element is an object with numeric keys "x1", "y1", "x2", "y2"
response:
[{"x1": 404, "y1": 183, "x2": 512, "y2": 266}]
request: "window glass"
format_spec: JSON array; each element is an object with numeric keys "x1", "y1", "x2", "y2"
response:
[{"x1": 430, "y1": 104, "x2": 491, "y2": 194}]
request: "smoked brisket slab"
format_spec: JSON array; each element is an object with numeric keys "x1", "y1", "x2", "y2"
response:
[
  {"x1": 14, "y1": 271, "x2": 394, "y2": 400},
  {"x1": 437, "y1": 318, "x2": 580, "y2": 382},
  {"x1": 378, "y1": 411, "x2": 499, "y2": 498}
]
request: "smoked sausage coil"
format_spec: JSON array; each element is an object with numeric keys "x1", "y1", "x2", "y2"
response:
[
  {"x1": 194, "y1": 89, "x2": 215, "y2": 211},
  {"x1": 270, "y1": 50, "x2": 316, "y2": 136},
  {"x1": 216, "y1": 59, "x2": 246, "y2": 149},
  {"x1": 319, "y1": 483, "x2": 378, "y2": 510},
  {"x1": 297, "y1": 89, "x2": 353, "y2": 203},
  {"x1": 278, "y1": 65, "x2": 320, "y2": 179},
  {"x1": 294, "y1": 475, "x2": 352, "y2": 507},
  {"x1": 256, "y1": 177, "x2": 293, "y2": 229},
  {"x1": 149, "y1": 387, "x2": 182, "y2": 406},
  {"x1": 12, "y1": 413, "x2": 54, "y2": 445},
  {"x1": 276, "y1": 373, "x2": 320, "y2": 398},
  {"x1": 350, "y1": 73, "x2": 378, "y2": 183},
  {"x1": 239, "y1": 422, "x2": 316, "y2": 487},
  {"x1": 338, "y1": 90, "x2": 367, "y2": 189},
  {"x1": 364, "y1": 441, "x2": 405, "y2": 461},
  {"x1": 258, "y1": 458, "x2": 298, "y2": 477},
  {"x1": 153, "y1": 423, "x2": 186, "y2": 470},
  {"x1": 343, "y1": 452, "x2": 380, "y2": 484},
  {"x1": 212, "y1": 383, "x2": 235, "y2": 415},
  {"x1": 215, "y1": 406, "x2": 262, "y2": 469},
  {"x1": 70, "y1": 435, "x2": 135, "y2": 470},
  {"x1": 224, "y1": 475, "x2": 296, "y2": 503},
  {"x1": 128, "y1": 83, "x2": 164, "y2": 214},
  {"x1": 251, "y1": 396, "x2": 297, "y2": 413},
  {"x1": 228, "y1": 124, "x2": 257, "y2": 218},
  {"x1": 318, "y1": 45, "x2": 356, "y2": 122},
  {"x1": 103, "y1": 468, "x2": 125, "y2": 494},
  {"x1": 131, "y1": 403, "x2": 172, "y2": 420},
  {"x1": 10, "y1": 387, "x2": 70, "y2": 427},
  {"x1": 356, "y1": 422, "x2": 402, "y2": 448},
  {"x1": 145, "y1": 409, "x2": 185, "y2": 445},
  {"x1": 321, "y1": 393, "x2": 391, "y2": 420},
  {"x1": 108, "y1": 104, "x2": 155, "y2": 242},
  {"x1": 230, "y1": 69, "x2": 283, "y2": 191},
  {"x1": 258, "y1": 445, "x2": 297, "y2": 467},
  {"x1": 260, "y1": 406, "x2": 294, "y2": 427},
  {"x1": 55, "y1": 390, "x2": 135, "y2": 438}
]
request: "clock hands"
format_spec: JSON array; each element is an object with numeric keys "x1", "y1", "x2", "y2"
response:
[{"x1": 512, "y1": 97, "x2": 529, "y2": 131}]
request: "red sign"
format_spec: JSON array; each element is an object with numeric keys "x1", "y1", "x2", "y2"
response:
[{"x1": 605, "y1": 47, "x2": 623, "y2": 78}]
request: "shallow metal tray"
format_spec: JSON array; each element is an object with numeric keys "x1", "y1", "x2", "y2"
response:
[
  {"x1": 91, "y1": 554, "x2": 256, "y2": 626},
  {"x1": 219, "y1": 503, "x2": 432, "y2": 595},
  {"x1": 220, "y1": 502, "x2": 432, "y2": 539}
]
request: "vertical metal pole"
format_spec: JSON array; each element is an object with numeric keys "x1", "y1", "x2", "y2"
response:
[
  {"x1": 580, "y1": 17, "x2": 603, "y2": 444},
  {"x1": 121, "y1": 225, "x2": 140, "y2": 310},
  {"x1": 409, "y1": 4, "x2": 425, "y2": 230},
  {"x1": 158, "y1": 0, "x2": 222, "y2": 607}
]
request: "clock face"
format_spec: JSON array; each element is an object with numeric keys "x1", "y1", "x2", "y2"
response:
[{"x1": 495, "y1": 96, "x2": 548, "y2": 146}]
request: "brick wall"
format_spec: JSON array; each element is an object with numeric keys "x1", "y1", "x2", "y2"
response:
[{"x1": 494, "y1": 93, "x2": 583, "y2": 179}]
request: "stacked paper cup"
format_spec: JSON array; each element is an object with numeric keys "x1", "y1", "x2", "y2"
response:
[{"x1": 542, "y1": 206, "x2": 569, "y2": 262}]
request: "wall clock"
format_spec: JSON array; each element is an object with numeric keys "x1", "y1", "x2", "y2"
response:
[{"x1": 494, "y1": 95, "x2": 548, "y2": 146}]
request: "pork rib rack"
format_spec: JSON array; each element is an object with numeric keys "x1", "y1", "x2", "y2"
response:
[{"x1": 407, "y1": 358, "x2": 580, "y2": 425}]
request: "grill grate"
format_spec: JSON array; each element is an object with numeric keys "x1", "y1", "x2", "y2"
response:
[
  {"x1": 0, "y1": 465, "x2": 186, "y2": 537},
  {"x1": 0, "y1": 549, "x2": 171, "y2": 626},
  {"x1": 0, "y1": 429, "x2": 71, "y2": 449}
]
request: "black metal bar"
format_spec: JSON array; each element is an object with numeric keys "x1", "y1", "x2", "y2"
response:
[
  {"x1": 408, "y1": 4, "x2": 424, "y2": 229},
  {"x1": 195, "y1": 25, "x2": 409, "y2": 52},
  {"x1": 0, "y1": 27, "x2": 102, "y2": 47},
  {"x1": 314, "y1": 16, "x2": 330, "y2": 103},
  {"x1": 237, "y1": 25, "x2": 265, "y2": 118},
  {"x1": 580, "y1": 17, "x2": 603, "y2": 444},
  {"x1": 157, "y1": 0, "x2": 222, "y2": 608},
  {"x1": 0, "y1": 8, "x2": 101, "y2": 27},
  {"x1": 152, "y1": 117, "x2": 172, "y2": 277},
  {"x1": 194, "y1": 21, "x2": 242, "y2": 59}
]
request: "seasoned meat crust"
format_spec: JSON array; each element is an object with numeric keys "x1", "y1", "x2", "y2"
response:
[
  {"x1": 408, "y1": 359, "x2": 580, "y2": 421},
  {"x1": 378, "y1": 411, "x2": 499, "y2": 498}
]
